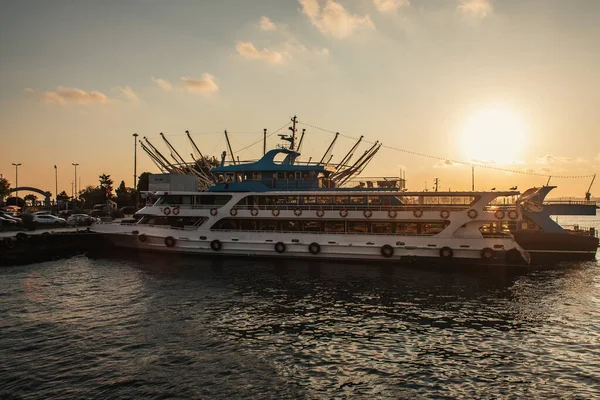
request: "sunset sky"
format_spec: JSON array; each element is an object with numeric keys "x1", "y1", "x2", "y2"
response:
[{"x1": 1, "y1": 0, "x2": 599, "y2": 198}]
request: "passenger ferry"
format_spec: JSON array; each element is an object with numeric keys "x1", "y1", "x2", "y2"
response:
[{"x1": 92, "y1": 120, "x2": 530, "y2": 265}]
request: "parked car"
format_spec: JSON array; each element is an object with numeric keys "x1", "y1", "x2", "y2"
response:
[
  {"x1": 0, "y1": 215, "x2": 20, "y2": 226},
  {"x1": 89, "y1": 209, "x2": 110, "y2": 218},
  {"x1": 33, "y1": 214, "x2": 67, "y2": 226},
  {"x1": 0, "y1": 211, "x2": 22, "y2": 224},
  {"x1": 67, "y1": 214, "x2": 96, "y2": 226}
]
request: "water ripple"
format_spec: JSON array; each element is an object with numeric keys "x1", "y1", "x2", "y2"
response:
[{"x1": 1, "y1": 254, "x2": 599, "y2": 399}]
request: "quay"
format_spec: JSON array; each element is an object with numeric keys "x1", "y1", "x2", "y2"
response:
[{"x1": 0, "y1": 228, "x2": 109, "y2": 266}]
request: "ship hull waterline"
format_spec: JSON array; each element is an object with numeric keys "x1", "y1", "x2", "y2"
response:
[{"x1": 95, "y1": 231, "x2": 529, "y2": 267}]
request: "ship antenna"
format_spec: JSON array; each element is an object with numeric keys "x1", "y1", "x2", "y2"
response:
[{"x1": 224, "y1": 129, "x2": 237, "y2": 165}]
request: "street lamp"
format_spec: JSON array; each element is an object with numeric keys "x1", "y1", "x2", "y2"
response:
[
  {"x1": 133, "y1": 133, "x2": 139, "y2": 207},
  {"x1": 54, "y1": 165, "x2": 58, "y2": 206},
  {"x1": 72, "y1": 163, "x2": 79, "y2": 205},
  {"x1": 12, "y1": 163, "x2": 21, "y2": 203}
]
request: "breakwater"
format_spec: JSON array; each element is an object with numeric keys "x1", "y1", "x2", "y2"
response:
[{"x1": 0, "y1": 230, "x2": 109, "y2": 266}]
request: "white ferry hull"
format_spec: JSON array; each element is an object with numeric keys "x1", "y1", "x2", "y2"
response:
[{"x1": 92, "y1": 224, "x2": 529, "y2": 266}]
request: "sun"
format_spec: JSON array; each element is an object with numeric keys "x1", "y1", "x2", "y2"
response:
[{"x1": 460, "y1": 107, "x2": 528, "y2": 164}]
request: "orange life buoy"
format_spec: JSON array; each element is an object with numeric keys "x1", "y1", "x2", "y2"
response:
[
  {"x1": 495, "y1": 210, "x2": 505, "y2": 220},
  {"x1": 316, "y1": 209, "x2": 325, "y2": 218},
  {"x1": 440, "y1": 210, "x2": 450, "y2": 219},
  {"x1": 172, "y1": 207, "x2": 180, "y2": 216},
  {"x1": 339, "y1": 209, "x2": 348, "y2": 218},
  {"x1": 251, "y1": 208, "x2": 259, "y2": 217},
  {"x1": 388, "y1": 209, "x2": 397, "y2": 218},
  {"x1": 413, "y1": 209, "x2": 423, "y2": 218},
  {"x1": 508, "y1": 210, "x2": 518, "y2": 220},
  {"x1": 294, "y1": 208, "x2": 302, "y2": 216},
  {"x1": 230, "y1": 208, "x2": 238, "y2": 216},
  {"x1": 364, "y1": 209, "x2": 372, "y2": 218},
  {"x1": 163, "y1": 207, "x2": 171, "y2": 215},
  {"x1": 468, "y1": 209, "x2": 478, "y2": 219},
  {"x1": 210, "y1": 208, "x2": 218, "y2": 216}
]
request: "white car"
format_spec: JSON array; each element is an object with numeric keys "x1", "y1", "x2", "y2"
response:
[
  {"x1": 67, "y1": 214, "x2": 96, "y2": 226},
  {"x1": 33, "y1": 214, "x2": 67, "y2": 226}
]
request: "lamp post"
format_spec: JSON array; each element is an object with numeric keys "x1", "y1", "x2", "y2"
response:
[
  {"x1": 12, "y1": 163, "x2": 21, "y2": 204},
  {"x1": 133, "y1": 133, "x2": 139, "y2": 208},
  {"x1": 72, "y1": 163, "x2": 79, "y2": 207},
  {"x1": 54, "y1": 165, "x2": 58, "y2": 206}
]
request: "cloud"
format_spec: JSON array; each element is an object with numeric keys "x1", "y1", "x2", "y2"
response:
[
  {"x1": 152, "y1": 76, "x2": 173, "y2": 92},
  {"x1": 259, "y1": 16, "x2": 276, "y2": 31},
  {"x1": 315, "y1": 47, "x2": 330, "y2": 57},
  {"x1": 181, "y1": 73, "x2": 219, "y2": 95},
  {"x1": 458, "y1": 0, "x2": 493, "y2": 19},
  {"x1": 536, "y1": 155, "x2": 572, "y2": 164},
  {"x1": 433, "y1": 159, "x2": 459, "y2": 168},
  {"x1": 41, "y1": 87, "x2": 109, "y2": 105},
  {"x1": 299, "y1": 0, "x2": 375, "y2": 39},
  {"x1": 236, "y1": 41, "x2": 286, "y2": 64},
  {"x1": 24, "y1": 88, "x2": 35, "y2": 93},
  {"x1": 118, "y1": 86, "x2": 139, "y2": 103},
  {"x1": 373, "y1": 0, "x2": 410, "y2": 13}
]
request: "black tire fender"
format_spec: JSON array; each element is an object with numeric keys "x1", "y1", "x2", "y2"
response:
[
  {"x1": 481, "y1": 247, "x2": 495, "y2": 259},
  {"x1": 274, "y1": 242, "x2": 286, "y2": 253},
  {"x1": 381, "y1": 244, "x2": 394, "y2": 258},
  {"x1": 308, "y1": 242, "x2": 320, "y2": 255},
  {"x1": 210, "y1": 239, "x2": 222, "y2": 251},
  {"x1": 439, "y1": 246, "x2": 453, "y2": 258},
  {"x1": 165, "y1": 236, "x2": 176, "y2": 248}
]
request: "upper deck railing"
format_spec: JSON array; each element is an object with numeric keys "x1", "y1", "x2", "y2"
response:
[{"x1": 544, "y1": 200, "x2": 597, "y2": 206}]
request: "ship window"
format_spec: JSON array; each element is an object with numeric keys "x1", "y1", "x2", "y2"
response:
[
  {"x1": 422, "y1": 222, "x2": 447, "y2": 234},
  {"x1": 302, "y1": 220, "x2": 321, "y2": 232},
  {"x1": 295, "y1": 171, "x2": 301, "y2": 180},
  {"x1": 371, "y1": 222, "x2": 392, "y2": 234},
  {"x1": 215, "y1": 174, "x2": 225, "y2": 183},
  {"x1": 239, "y1": 220, "x2": 256, "y2": 230},
  {"x1": 281, "y1": 220, "x2": 300, "y2": 231},
  {"x1": 270, "y1": 196, "x2": 285, "y2": 205},
  {"x1": 195, "y1": 195, "x2": 232, "y2": 205},
  {"x1": 395, "y1": 222, "x2": 418, "y2": 234},
  {"x1": 252, "y1": 172, "x2": 262, "y2": 180},
  {"x1": 350, "y1": 196, "x2": 366, "y2": 204},
  {"x1": 164, "y1": 195, "x2": 192, "y2": 205},
  {"x1": 334, "y1": 196, "x2": 349, "y2": 204},
  {"x1": 324, "y1": 221, "x2": 345, "y2": 233},
  {"x1": 368, "y1": 196, "x2": 381, "y2": 204},
  {"x1": 260, "y1": 220, "x2": 277, "y2": 231},
  {"x1": 348, "y1": 221, "x2": 369, "y2": 234},
  {"x1": 302, "y1": 196, "x2": 316, "y2": 205},
  {"x1": 286, "y1": 196, "x2": 298, "y2": 204},
  {"x1": 277, "y1": 172, "x2": 285, "y2": 180},
  {"x1": 318, "y1": 196, "x2": 332, "y2": 204},
  {"x1": 287, "y1": 172, "x2": 295, "y2": 180},
  {"x1": 236, "y1": 173, "x2": 243, "y2": 182}
]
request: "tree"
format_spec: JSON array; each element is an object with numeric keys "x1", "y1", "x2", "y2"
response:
[
  {"x1": 24, "y1": 194, "x2": 38, "y2": 206},
  {"x1": 99, "y1": 174, "x2": 114, "y2": 200},
  {"x1": 57, "y1": 191, "x2": 70, "y2": 201},
  {"x1": 0, "y1": 177, "x2": 10, "y2": 198},
  {"x1": 115, "y1": 180, "x2": 136, "y2": 207},
  {"x1": 137, "y1": 172, "x2": 150, "y2": 192},
  {"x1": 79, "y1": 185, "x2": 107, "y2": 207}
]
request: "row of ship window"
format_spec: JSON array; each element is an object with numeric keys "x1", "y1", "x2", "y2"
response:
[
  {"x1": 214, "y1": 171, "x2": 320, "y2": 183},
  {"x1": 210, "y1": 219, "x2": 450, "y2": 235},
  {"x1": 154, "y1": 194, "x2": 478, "y2": 207}
]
